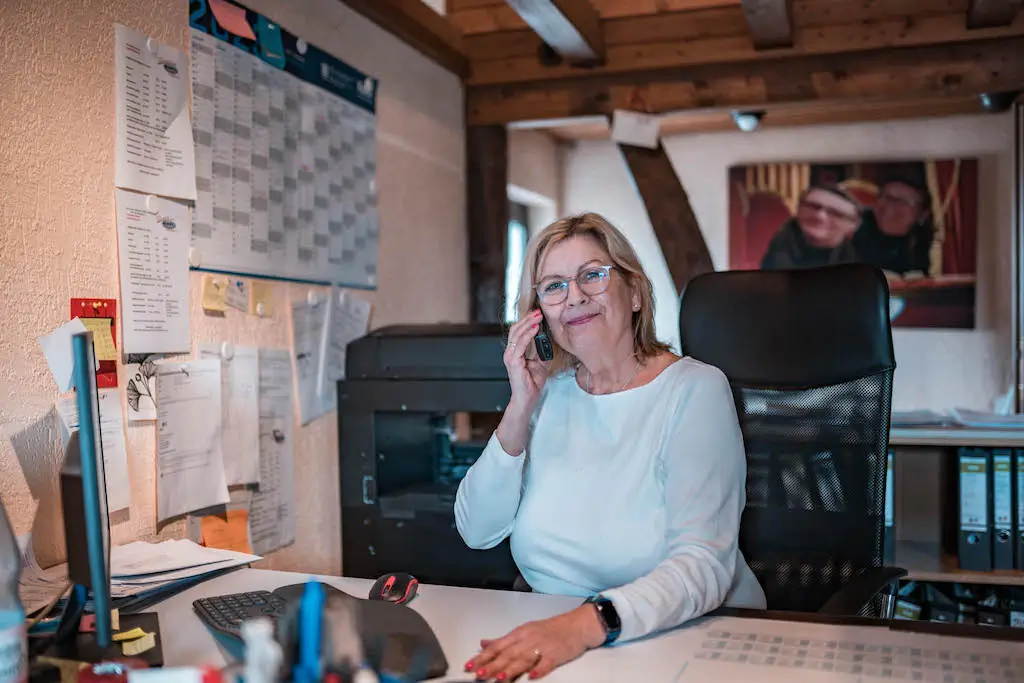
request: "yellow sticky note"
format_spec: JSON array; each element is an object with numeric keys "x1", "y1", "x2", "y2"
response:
[
  {"x1": 202, "y1": 274, "x2": 228, "y2": 313},
  {"x1": 111, "y1": 626, "x2": 148, "y2": 642},
  {"x1": 200, "y1": 509, "x2": 253, "y2": 554},
  {"x1": 122, "y1": 631, "x2": 156, "y2": 656},
  {"x1": 250, "y1": 280, "x2": 274, "y2": 317},
  {"x1": 79, "y1": 318, "x2": 116, "y2": 362}
]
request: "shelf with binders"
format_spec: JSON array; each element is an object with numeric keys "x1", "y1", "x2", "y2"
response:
[
  {"x1": 890, "y1": 426, "x2": 1024, "y2": 448},
  {"x1": 886, "y1": 445, "x2": 1024, "y2": 589}
]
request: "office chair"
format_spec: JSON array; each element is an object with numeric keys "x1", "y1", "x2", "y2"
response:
[{"x1": 679, "y1": 263, "x2": 906, "y2": 617}]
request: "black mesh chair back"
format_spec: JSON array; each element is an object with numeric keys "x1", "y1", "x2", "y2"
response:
[{"x1": 679, "y1": 264, "x2": 896, "y2": 614}]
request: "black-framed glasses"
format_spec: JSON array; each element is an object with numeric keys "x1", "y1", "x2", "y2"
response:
[
  {"x1": 798, "y1": 199, "x2": 859, "y2": 223},
  {"x1": 534, "y1": 264, "x2": 615, "y2": 305}
]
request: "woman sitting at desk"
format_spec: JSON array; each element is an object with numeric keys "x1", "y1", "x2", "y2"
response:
[{"x1": 454, "y1": 213, "x2": 766, "y2": 681}]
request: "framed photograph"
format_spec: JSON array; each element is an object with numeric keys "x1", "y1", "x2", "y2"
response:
[{"x1": 728, "y1": 158, "x2": 979, "y2": 328}]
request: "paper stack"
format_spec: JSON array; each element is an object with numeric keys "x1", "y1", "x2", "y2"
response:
[{"x1": 18, "y1": 536, "x2": 260, "y2": 616}]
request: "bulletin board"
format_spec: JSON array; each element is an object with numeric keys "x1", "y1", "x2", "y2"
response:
[{"x1": 188, "y1": 0, "x2": 380, "y2": 289}]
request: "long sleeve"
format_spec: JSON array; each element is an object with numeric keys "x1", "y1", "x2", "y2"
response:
[
  {"x1": 454, "y1": 431, "x2": 527, "y2": 549},
  {"x1": 601, "y1": 364, "x2": 750, "y2": 642}
]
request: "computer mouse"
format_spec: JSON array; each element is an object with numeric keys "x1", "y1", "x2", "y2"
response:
[{"x1": 369, "y1": 572, "x2": 418, "y2": 604}]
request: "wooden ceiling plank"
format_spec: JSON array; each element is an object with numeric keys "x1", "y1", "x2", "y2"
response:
[
  {"x1": 791, "y1": 0, "x2": 968, "y2": 28},
  {"x1": 966, "y1": 0, "x2": 1023, "y2": 28},
  {"x1": 466, "y1": 37, "x2": 1024, "y2": 123},
  {"x1": 504, "y1": 0, "x2": 606, "y2": 63},
  {"x1": 467, "y1": 11, "x2": 1024, "y2": 85},
  {"x1": 741, "y1": 0, "x2": 794, "y2": 48},
  {"x1": 341, "y1": 0, "x2": 469, "y2": 76}
]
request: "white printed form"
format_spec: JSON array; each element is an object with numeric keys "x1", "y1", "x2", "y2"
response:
[
  {"x1": 290, "y1": 297, "x2": 332, "y2": 425},
  {"x1": 114, "y1": 24, "x2": 197, "y2": 200},
  {"x1": 56, "y1": 389, "x2": 132, "y2": 513},
  {"x1": 198, "y1": 342, "x2": 260, "y2": 486},
  {"x1": 250, "y1": 348, "x2": 295, "y2": 555},
  {"x1": 115, "y1": 189, "x2": 191, "y2": 355},
  {"x1": 156, "y1": 359, "x2": 229, "y2": 521}
]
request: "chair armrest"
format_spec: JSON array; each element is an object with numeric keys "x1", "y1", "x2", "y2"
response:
[{"x1": 818, "y1": 566, "x2": 908, "y2": 616}]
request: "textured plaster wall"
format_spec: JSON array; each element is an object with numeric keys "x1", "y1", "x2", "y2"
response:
[
  {"x1": 561, "y1": 113, "x2": 1015, "y2": 412},
  {"x1": 0, "y1": 0, "x2": 467, "y2": 573}
]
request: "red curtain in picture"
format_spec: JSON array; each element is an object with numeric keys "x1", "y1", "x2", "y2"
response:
[{"x1": 933, "y1": 159, "x2": 978, "y2": 275}]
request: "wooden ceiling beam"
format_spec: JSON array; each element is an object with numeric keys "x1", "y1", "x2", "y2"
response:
[
  {"x1": 466, "y1": 10, "x2": 1024, "y2": 85},
  {"x1": 741, "y1": 0, "x2": 793, "y2": 49},
  {"x1": 466, "y1": 37, "x2": 1024, "y2": 124},
  {"x1": 967, "y1": 0, "x2": 1023, "y2": 28},
  {"x1": 504, "y1": 0, "x2": 606, "y2": 63},
  {"x1": 341, "y1": 0, "x2": 470, "y2": 77}
]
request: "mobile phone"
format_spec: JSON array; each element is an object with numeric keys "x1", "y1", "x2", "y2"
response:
[{"x1": 534, "y1": 318, "x2": 554, "y2": 361}]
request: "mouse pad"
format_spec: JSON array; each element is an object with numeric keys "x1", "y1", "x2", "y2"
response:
[{"x1": 272, "y1": 582, "x2": 448, "y2": 681}]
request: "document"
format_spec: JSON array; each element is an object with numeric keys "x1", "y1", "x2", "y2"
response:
[
  {"x1": 115, "y1": 189, "x2": 191, "y2": 355},
  {"x1": 290, "y1": 297, "x2": 333, "y2": 424},
  {"x1": 155, "y1": 359, "x2": 229, "y2": 521},
  {"x1": 56, "y1": 389, "x2": 132, "y2": 513},
  {"x1": 17, "y1": 534, "x2": 72, "y2": 616},
  {"x1": 114, "y1": 24, "x2": 197, "y2": 200},
  {"x1": 38, "y1": 318, "x2": 89, "y2": 392},
  {"x1": 198, "y1": 342, "x2": 260, "y2": 486},
  {"x1": 125, "y1": 355, "x2": 159, "y2": 422},
  {"x1": 249, "y1": 348, "x2": 295, "y2": 555},
  {"x1": 319, "y1": 289, "x2": 372, "y2": 394}
]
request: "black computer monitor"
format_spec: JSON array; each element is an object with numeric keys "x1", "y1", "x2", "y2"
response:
[{"x1": 58, "y1": 330, "x2": 113, "y2": 647}]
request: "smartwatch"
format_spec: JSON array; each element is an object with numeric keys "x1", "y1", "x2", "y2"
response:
[{"x1": 584, "y1": 594, "x2": 621, "y2": 645}]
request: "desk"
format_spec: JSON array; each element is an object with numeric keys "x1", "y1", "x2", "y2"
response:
[{"x1": 154, "y1": 569, "x2": 1023, "y2": 683}]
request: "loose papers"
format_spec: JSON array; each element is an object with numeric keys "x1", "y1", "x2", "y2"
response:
[
  {"x1": 250, "y1": 348, "x2": 295, "y2": 555},
  {"x1": 56, "y1": 389, "x2": 132, "y2": 513},
  {"x1": 155, "y1": 359, "x2": 229, "y2": 521},
  {"x1": 319, "y1": 288, "x2": 372, "y2": 393},
  {"x1": 114, "y1": 24, "x2": 197, "y2": 200},
  {"x1": 115, "y1": 190, "x2": 192, "y2": 355},
  {"x1": 198, "y1": 343, "x2": 260, "y2": 486},
  {"x1": 290, "y1": 297, "x2": 333, "y2": 425}
]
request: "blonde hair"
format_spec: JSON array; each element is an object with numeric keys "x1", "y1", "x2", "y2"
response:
[{"x1": 515, "y1": 212, "x2": 671, "y2": 375}]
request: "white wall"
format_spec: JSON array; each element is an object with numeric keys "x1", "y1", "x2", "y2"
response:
[
  {"x1": 0, "y1": 0, "x2": 466, "y2": 572},
  {"x1": 508, "y1": 129, "x2": 562, "y2": 235},
  {"x1": 561, "y1": 113, "x2": 1016, "y2": 412}
]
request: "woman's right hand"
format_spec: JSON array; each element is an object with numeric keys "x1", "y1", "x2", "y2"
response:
[{"x1": 496, "y1": 309, "x2": 550, "y2": 455}]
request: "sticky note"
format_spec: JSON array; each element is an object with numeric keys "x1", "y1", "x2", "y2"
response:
[
  {"x1": 200, "y1": 509, "x2": 253, "y2": 554},
  {"x1": 122, "y1": 631, "x2": 156, "y2": 655},
  {"x1": 112, "y1": 626, "x2": 149, "y2": 642},
  {"x1": 210, "y1": 0, "x2": 256, "y2": 40},
  {"x1": 80, "y1": 318, "x2": 117, "y2": 362},
  {"x1": 201, "y1": 274, "x2": 227, "y2": 313},
  {"x1": 250, "y1": 280, "x2": 274, "y2": 317}
]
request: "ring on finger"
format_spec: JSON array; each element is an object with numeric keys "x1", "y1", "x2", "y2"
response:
[
  {"x1": 509, "y1": 342, "x2": 517, "y2": 348},
  {"x1": 533, "y1": 648, "x2": 542, "y2": 661}
]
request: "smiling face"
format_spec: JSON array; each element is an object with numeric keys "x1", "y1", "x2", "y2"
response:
[
  {"x1": 795, "y1": 187, "x2": 861, "y2": 249},
  {"x1": 535, "y1": 235, "x2": 639, "y2": 362},
  {"x1": 875, "y1": 181, "x2": 927, "y2": 237}
]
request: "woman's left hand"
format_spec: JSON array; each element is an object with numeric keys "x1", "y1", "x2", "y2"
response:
[{"x1": 464, "y1": 605, "x2": 606, "y2": 681}]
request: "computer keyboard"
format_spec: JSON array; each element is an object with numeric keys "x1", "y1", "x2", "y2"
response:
[{"x1": 193, "y1": 590, "x2": 290, "y2": 639}]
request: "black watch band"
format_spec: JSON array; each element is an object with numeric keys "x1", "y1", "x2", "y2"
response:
[{"x1": 584, "y1": 594, "x2": 621, "y2": 645}]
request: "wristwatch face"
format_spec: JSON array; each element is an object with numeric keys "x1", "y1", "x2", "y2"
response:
[{"x1": 590, "y1": 596, "x2": 621, "y2": 642}]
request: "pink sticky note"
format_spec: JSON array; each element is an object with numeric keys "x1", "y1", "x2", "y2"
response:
[{"x1": 210, "y1": 0, "x2": 256, "y2": 41}]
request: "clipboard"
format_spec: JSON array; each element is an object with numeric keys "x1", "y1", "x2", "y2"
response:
[{"x1": 71, "y1": 298, "x2": 118, "y2": 388}]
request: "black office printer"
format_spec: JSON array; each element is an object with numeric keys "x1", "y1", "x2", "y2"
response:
[{"x1": 337, "y1": 323, "x2": 520, "y2": 589}]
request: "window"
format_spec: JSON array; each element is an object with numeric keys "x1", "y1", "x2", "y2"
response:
[{"x1": 505, "y1": 201, "x2": 529, "y2": 323}]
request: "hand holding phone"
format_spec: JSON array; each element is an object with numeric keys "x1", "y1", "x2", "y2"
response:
[{"x1": 534, "y1": 318, "x2": 554, "y2": 361}]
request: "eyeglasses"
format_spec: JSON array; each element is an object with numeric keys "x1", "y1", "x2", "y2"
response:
[
  {"x1": 534, "y1": 264, "x2": 615, "y2": 305},
  {"x1": 877, "y1": 191, "x2": 920, "y2": 209},
  {"x1": 798, "y1": 199, "x2": 859, "y2": 223}
]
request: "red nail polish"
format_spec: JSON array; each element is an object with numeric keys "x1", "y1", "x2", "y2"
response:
[
  {"x1": 477, "y1": 669, "x2": 487, "y2": 678},
  {"x1": 497, "y1": 673, "x2": 507, "y2": 681},
  {"x1": 464, "y1": 661, "x2": 474, "y2": 671},
  {"x1": 530, "y1": 670, "x2": 539, "y2": 679},
  {"x1": 533, "y1": 323, "x2": 538, "y2": 328}
]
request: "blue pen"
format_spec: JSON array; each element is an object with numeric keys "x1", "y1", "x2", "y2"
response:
[{"x1": 293, "y1": 580, "x2": 325, "y2": 683}]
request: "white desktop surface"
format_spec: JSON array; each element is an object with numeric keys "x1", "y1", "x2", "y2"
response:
[{"x1": 153, "y1": 569, "x2": 1022, "y2": 683}]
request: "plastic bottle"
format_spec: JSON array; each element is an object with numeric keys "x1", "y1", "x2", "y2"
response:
[
  {"x1": 241, "y1": 618, "x2": 282, "y2": 683},
  {"x1": 0, "y1": 503, "x2": 26, "y2": 683}
]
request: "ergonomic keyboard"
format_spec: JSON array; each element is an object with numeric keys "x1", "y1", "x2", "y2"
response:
[{"x1": 193, "y1": 590, "x2": 290, "y2": 640}]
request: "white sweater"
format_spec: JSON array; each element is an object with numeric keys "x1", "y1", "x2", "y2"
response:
[{"x1": 454, "y1": 357, "x2": 767, "y2": 643}]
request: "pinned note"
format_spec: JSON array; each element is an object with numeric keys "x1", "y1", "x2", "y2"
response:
[
  {"x1": 200, "y1": 509, "x2": 253, "y2": 554},
  {"x1": 225, "y1": 278, "x2": 249, "y2": 312},
  {"x1": 79, "y1": 318, "x2": 117, "y2": 362},
  {"x1": 251, "y1": 281, "x2": 274, "y2": 317},
  {"x1": 210, "y1": 0, "x2": 257, "y2": 40},
  {"x1": 201, "y1": 274, "x2": 228, "y2": 313},
  {"x1": 39, "y1": 318, "x2": 89, "y2": 392}
]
